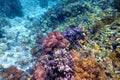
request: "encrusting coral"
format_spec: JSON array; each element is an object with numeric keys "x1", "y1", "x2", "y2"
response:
[{"x1": 2, "y1": 66, "x2": 28, "y2": 80}]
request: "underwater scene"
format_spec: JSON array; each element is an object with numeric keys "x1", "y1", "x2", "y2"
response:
[{"x1": 0, "y1": 0, "x2": 120, "y2": 80}]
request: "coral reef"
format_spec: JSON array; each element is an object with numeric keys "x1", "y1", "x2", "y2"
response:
[
  {"x1": 91, "y1": 14, "x2": 119, "y2": 34},
  {"x1": 32, "y1": 1, "x2": 89, "y2": 34},
  {"x1": 2, "y1": 66, "x2": 28, "y2": 80},
  {"x1": 63, "y1": 27, "x2": 86, "y2": 49},
  {"x1": 87, "y1": 16, "x2": 120, "y2": 79},
  {"x1": 42, "y1": 31, "x2": 69, "y2": 52},
  {"x1": 70, "y1": 50, "x2": 113, "y2": 80},
  {"x1": 32, "y1": 49, "x2": 74, "y2": 80},
  {"x1": 109, "y1": 34, "x2": 120, "y2": 74},
  {"x1": 31, "y1": 63, "x2": 46, "y2": 80},
  {"x1": 1, "y1": 0, "x2": 120, "y2": 80},
  {"x1": 0, "y1": 0, "x2": 23, "y2": 18}
]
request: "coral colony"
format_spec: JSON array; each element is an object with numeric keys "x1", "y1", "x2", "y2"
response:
[
  {"x1": 1, "y1": 25, "x2": 120, "y2": 80},
  {"x1": 63, "y1": 27, "x2": 85, "y2": 48},
  {"x1": 0, "y1": 0, "x2": 120, "y2": 80},
  {"x1": 42, "y1": 31, "x2": 69, "y2": 52}
]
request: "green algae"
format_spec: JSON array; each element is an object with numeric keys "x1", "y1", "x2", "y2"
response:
[{"x1": 0, "y1": 50, "x2": 5, "y2": 55}]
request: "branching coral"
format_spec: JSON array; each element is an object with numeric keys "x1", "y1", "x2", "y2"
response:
[
  {"x1": 42, "y1": 31, "x2": 69, "y2": 52},
  {"x1": 70, "y1": 50, "x2": 110, "y2": 80},
  {"x1": 34, "y1": 49, "x2": 74, "y2": 80}
]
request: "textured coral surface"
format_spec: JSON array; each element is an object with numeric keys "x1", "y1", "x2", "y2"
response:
[{"x1": 42, "y1": 31, "x2": 69, "y2": 52}]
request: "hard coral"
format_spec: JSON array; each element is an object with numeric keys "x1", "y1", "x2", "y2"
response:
[
  {"x1": 42, "y1": 31, "x2": 69, "y2": 52},
  {"x1": 2, "y1": 66, "x2": 28, "y2": 80}
]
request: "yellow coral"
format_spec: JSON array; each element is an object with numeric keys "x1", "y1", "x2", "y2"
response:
[
  {"x1": 94, "y1": 43, "x2": 100, "y2": 51},
  {"x1": 108, "y1": 52, "x2": 119, "y2": 62},
  {"x1": 116, "y1": 47, "x2": 120, "y2": 54}
]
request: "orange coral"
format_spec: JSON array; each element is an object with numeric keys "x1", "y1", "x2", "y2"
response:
[{"x1": 70, "y1": 51, "x2": 107, "y2": 80}]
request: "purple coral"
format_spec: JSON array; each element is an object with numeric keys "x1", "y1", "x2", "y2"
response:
[
  {"x1": 63, "y1": 27, "x2": 85, "y2": 48},
  {"x1": 37, "y1": 49, "x2": 74, "y2": 80}
]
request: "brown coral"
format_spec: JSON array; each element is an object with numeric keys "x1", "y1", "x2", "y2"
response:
[
  {"x1": 2, "y1": 66, "x2": 28, "y2": 80},
  {"x1": 70, "y1": 51, "x2": 108, "y2": 80},
  {"x1": 31, "y1": 63, "x2": 46, "y2": 80},
  {"x1": 42, "y1": 31, "x2": 69, "y2": 52},
  {"x1": 33, "y1": 64, "x2": 46, "y2": 80}
]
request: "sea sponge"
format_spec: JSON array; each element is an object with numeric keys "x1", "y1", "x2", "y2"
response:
[{"x1": 42, "y1": 31, "x2": 69, "y2": 52}]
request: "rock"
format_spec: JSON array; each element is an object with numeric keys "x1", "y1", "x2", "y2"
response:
[
  {"x1": 114, "y1": 0, "x2": 120, "y2": 11},
  {"x1": 0, "y1": 43, "x2": 8, "y2": 51}
]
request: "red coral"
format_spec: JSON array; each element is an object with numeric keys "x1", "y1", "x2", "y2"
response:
[
  {"x1": 32, "y1": 63, "x2": 46, "y2": 80},
  {"x1": 42, "y1": 31, "x2": 69, "y2": 52}
]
